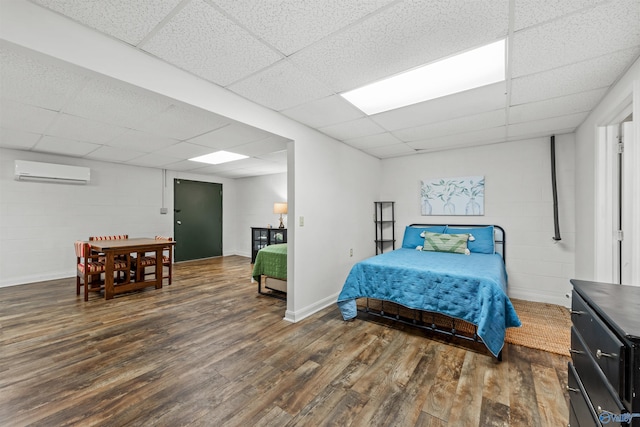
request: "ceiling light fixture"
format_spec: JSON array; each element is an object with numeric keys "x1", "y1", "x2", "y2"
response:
[
  {"x1": 189, "y1": 150, "x2": 249, "y2": 165},
  {"x1": 340, "y1": 39, "x2": 506, "y2": 115}
]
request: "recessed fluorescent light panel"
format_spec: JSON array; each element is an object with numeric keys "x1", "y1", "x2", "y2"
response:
[
  {"x1": 340, "y1": 39, "x2": 506, "y2": 115},
  {"x1": 189, "y1": 150, "x2": 248, "y2": 165}
]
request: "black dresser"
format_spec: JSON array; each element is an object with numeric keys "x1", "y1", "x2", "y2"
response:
[{"x1": 569, "y1": 279, "x2": 640, "y2": 427}]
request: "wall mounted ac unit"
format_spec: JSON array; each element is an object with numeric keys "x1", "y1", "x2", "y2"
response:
[{"x1": 14, "y1": 160, "x2": 91, "y2": 184}]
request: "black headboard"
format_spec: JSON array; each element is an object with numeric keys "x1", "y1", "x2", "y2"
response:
[{"x1": 408, "y1": 224, "x2": 506, "y2": 262}]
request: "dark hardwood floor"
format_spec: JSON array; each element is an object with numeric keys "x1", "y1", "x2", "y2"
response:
[{"x1": 0, "y1": 256, "x2": 570, "y2": 426}]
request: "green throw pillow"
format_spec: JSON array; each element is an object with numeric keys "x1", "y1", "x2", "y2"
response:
[{"x1": 422, "y1": 231, "x2": 470, "y2": 255}]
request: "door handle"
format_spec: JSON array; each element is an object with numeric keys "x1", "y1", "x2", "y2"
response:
[{"x1": 176, "y1": 220, "x2": 182, "y2": 225}]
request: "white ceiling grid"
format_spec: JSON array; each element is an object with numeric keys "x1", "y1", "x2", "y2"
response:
[{"x1": 0, "y1": 0, "x2": 638, "y2": 178}]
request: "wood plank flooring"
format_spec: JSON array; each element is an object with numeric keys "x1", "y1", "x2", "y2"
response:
[{"x1": 0, "y1": 256, "x2": 570, "y2": 426}]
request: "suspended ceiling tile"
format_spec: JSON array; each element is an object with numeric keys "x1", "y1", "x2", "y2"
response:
[
  {"x1": 511, "y1": 48, "x2": 639, "y2": 105},
  {"x1": 319, "y1": 117, "x2": 386, "y2": 141},
  {"x1": 507, "y1": 112, "x2": 589, "y2": 138},
  {"x1": 84, "y1": 146, "x2": 146, "y2": 162},
  {"x1": 212, "y1": 0, "x2": 395, "y2": 56},
  {"x1": 154, "y1": 141, "x2": 214, "y2": 159},
  {"x1": 514, "y1": 0, "x2": 612, "y2": 30},
  {"x1": 188, "y1": 123, "x2": 274, "y2": 150},
  {"x1": 231, "y1": 136, "x2": 289, "y2": 157},
  {"x1": 343, "y1": 132, "x2": 403, "y2": 150},
  {"x1": 228, "y1": 60, "x2": 333, "y2": 111},
  {"x1": 0, "y1": 100, "x2": 58, "y2": 134},
  {"x1": 33, "y1": 135, "x2": 101, "y2": 157},
  {"x1": 47, "y1": 113, "x2": 128, "y2": 144},
  {"x1": 141, "y1": 0, "x2": 282, "y2": 86},
  {"x1": 256, "y1": 150, "x2": 288, "y2": 164},
  {"x1": 372, "y1": 82, "x2": 507, "y2": 131},
  {"x1": 281, "y1": 95, "x2": 364, "y2": 128},
  {"x1": 62, "y1": 77, "x2": 173, "y2": 128},
  {"x1": 290, "y1": 0, "x2": 508, "y2": 92},
  {"x1": 161, "y1": 160, "x2": 209, "y2": 172},
  {"x1": 133, "y1": 104, "x2": 231, "y2": 140},
  {"x1": 363, "y1": 143, "x2": 416, "y2": 159},
  {"x1": 393, "y1": 109, "x2": 506, "y2": 142},
  {"x1": 31, "y1": 0, "x2": 184, "y2": 45},
  {"x1": 511, "y1": 0, "x2": 640, "y2": 77},
  {"x1": 0, "y1": 127, "x2": 41, "y2": 150},
  {"x1": 509, "y1": 88, "x2": 607, "y2": 124},
  {"x1": 125, "y1": 153, "x2": 184, "y2": 168},
  {"x1": 106, "y1": 129, "x2": 181, "y2": 152},
  {"x1": 0, "y1": 41, "x2": 88, "y2": 111},
  {"x1": 407, "y1": 126, "x2": 507, "y2": 151}
]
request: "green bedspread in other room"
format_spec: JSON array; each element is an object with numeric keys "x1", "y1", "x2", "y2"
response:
[{"x1": 252, "y1": 243, "x2": 287, "y2": 280}]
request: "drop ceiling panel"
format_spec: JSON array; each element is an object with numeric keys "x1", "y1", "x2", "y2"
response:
[
  {"x1": 62, "y1": 77, "x2": 173, "y2": 128},
  {"x1": 162, "y1": 159, "x2": 209, "y2": 172},
  {"x1": 290, "y1": 0, "x2": 508, "y2": 92},
  {"x1": 364, "y1": 143, "x2": 416, "y2": 159},
  {"x1": 319, "y1": 117, "x2": 386, "y2": 141},
  {"x1": 187, "y1": 123, "x2": 274, "y2": 150},
  {"x1": 0, "y1": 127, "x2": 41, "y2": 150},
  {"x1": 0, "y1": 100, "x2": 58, "y2": 134},
  {"x1": 511, "y1": 48, "x2": 639, "y2": 104},
  {"x1": 106, "y1": 129, "x2": 181, "y2": 152},
  {"x1": 228, "y1": 60, "x2": 333, "y2": 111},
  {"x1": 509, "y1": 88, "x2": 606, "y2": 124},
  {"x1": 212, "y1": 0, "x2": 396, "y2": 56},
  {"x1": 514, "y1": 0, "x2": 612, "y2": 31},
  {"x1": 343, "y1": 132, "x2": 403, "y2": 150},
  {"x1": 281, "y1": 95, "x2": 364, "y2": 128},
  {"x1": 47, "y1": 113, "x2": 128, "y2": 144},
  {"x1": 372, "y1": 82, "x2": 507, "y2": 131},
  {"x1": 507, "y1": 112, "x2": 589, "y2": 138},
  {"x1": 393, "y1": 109, "x2": 506, "y2": 142},
  {"x1": 154, "y1": 141, "x2": 214, "y2": 159},
  {"x1": 132, "y1": 104, "x2": 232, "y2": 140},
  {"x1": 85, "y1": 146, "x2": 146, "y2": 162},
  {"x1": 511, "y1": 0, "x2": 640, "y2": 77},
  {"x1": 0, "y1": 41, "x2": 88, "y2": 111},
  {"x1": 231, "y1": 136, "x2": 289, "y2": 157},
  {"x1": 140, "y1": 0, "x2": 282, "y2": 86},
  {"x1": 408, "y1": 126, "x2": 507, "y2": 151},
  {"x1": 125, "y1": 153, "x2": 186, "y2": 168},
  {"x1": 31, "y1": 0, "x2": 184, "y2": 45},
  {"x1": 34, "y1": 135, "x2": 100, "y2": 157}
]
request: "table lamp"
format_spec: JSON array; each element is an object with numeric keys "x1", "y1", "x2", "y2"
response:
[{"x1": 273, "y1": 202, "x2": 287, "y2": 229}]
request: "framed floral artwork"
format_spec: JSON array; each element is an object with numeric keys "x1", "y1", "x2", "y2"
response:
[{"x1": 421, "y1": 176, "x2": 484, "y2": 215}]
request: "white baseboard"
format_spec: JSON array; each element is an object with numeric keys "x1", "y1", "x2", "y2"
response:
[
  {"x1": 283, "y1": 291, "x2": 340, "y2": 323},
  {"x1": 0, "y1": 270, "x2": 74, "y2": 288}
]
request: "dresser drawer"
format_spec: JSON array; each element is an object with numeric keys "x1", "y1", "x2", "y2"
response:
[
  {"x1": 568, "y1": 362, "x2": 600, "y2": 427},
  {"x1": 572, "y1": 290, "x2": 625, "y2": 393},
  {"x1": 571, "y1": 327, "x2": 627, "y2": 425}
]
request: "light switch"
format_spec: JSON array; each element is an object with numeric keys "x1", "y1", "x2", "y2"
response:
[{"x1": 299, "y1": 216, "x2": 304, "y2": 227}]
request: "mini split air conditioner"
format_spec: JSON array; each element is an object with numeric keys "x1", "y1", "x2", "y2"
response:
[{"x1": 14, "y1": 160, "x2": 90, "y2": 184}]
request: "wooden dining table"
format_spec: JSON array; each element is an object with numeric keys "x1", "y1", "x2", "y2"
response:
[{"x1": 88, "y1": 238, "x2": 175, "y2": 300}]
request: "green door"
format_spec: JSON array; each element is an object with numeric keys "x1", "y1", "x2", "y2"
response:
[{"x1": 174, "y1": 179, "x2": 223, "y2": 262}]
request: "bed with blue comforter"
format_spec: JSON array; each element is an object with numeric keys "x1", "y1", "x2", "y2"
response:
[{"x1": 337, "y1": 225, "x2": 521, "y2": 358}]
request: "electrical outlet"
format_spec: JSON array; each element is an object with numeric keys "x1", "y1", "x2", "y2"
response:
[
  {"x1": 350, "y1": 248, "x2": 353, "y2": 257},
  {"x1": 160, "y1": 207, "x2": 168, "y2": 214}
]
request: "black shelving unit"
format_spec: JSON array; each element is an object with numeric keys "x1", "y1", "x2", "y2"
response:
[
  {"x1": 374, "y1": 201, "x2": 395, "y2": 254},
  {"x1": 251, "y1": 227, "x2": 287, "y2": 263}
]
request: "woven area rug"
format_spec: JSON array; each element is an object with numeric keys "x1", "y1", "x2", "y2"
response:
[{"x1": 506, "y1": 298, "x2": 571, "y2": 357}]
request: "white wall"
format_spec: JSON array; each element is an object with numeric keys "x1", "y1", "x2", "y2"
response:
[
  {"x1": 0, "y1": 148, "x2": 237, "y2": 287},
  {"x1": 380, "y1": 135, "x2": 576, "y2": 306},
  {"x1": 575, "y1": 57, "x2": 640, "y2": 282},
  {"x1": 235, "y1": 172, "x2": 288, "y2": 257}
]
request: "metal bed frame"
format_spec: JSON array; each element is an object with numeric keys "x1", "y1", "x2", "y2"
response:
[{"x1": 357, "y1": 224, "x2": 506, "y2": 360}]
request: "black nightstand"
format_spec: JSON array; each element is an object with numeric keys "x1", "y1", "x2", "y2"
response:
[{"x1": 251, "y1": 227, "x2": 287, "y2": 263}]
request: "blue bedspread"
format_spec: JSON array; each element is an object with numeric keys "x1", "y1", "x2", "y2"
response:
[{"x1": 337, "y1": 248, "x2": 521, "y2": 357}]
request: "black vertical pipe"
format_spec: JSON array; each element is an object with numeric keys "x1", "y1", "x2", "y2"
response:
[{"x1": 551, "y1": 135, "x2": 562, "y2": 241}]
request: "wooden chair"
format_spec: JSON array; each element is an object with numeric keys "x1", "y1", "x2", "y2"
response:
[
  {"x1": 75, "y1": 241, "x2": 105, "y2": 301},
  {"x1": 89, "y1": 235, "x2": 130, "y2": 283},
  {"x1": 131, "y1": 236, "x2": 173, "y2": 285}
]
